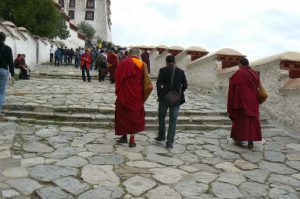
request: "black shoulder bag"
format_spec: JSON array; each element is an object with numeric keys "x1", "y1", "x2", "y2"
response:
[{"x1": 162, "y1": 65, "x2": 181, "y2": 107}]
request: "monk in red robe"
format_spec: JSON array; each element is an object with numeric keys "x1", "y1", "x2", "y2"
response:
[
  {"x1": 115, "y1": 48, "x2": 146, "y2": 147},
  {"x1": 227, "y1": 57, "x2": 262, "y2": 149},
  {"x1": 107, "y1": 49, "x2": 119, "y2": 84},
  {"x1": 141, "y1": 49, "x2": 150, "y2": 74}
]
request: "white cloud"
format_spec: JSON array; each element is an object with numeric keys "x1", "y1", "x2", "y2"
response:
[{"x1": 111, "y1": 0, "x2": 300, "y2": 60}]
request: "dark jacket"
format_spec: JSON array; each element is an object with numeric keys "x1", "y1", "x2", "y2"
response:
[
  {"x1": 0, "y1": 42, "x2": 14, "y2": 76},
  {"x1": 156, "y1": 64, "x2": 188, "y2": 106}
]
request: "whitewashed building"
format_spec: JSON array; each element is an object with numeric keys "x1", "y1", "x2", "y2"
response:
[{"x1": 53, "y1": 0, "x2": 112, "y2": 42}]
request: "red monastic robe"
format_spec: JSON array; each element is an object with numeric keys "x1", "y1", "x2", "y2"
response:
[
  {"x1": 114, "y1": 56, "x2": 146, "y2": 135},
  {"x1": 227, "y1": 66, "x2": 262, "y2": 141},
  {"x1": 141, "y1": 51, "x2": 150, "y2": 73},
  {"x1": 107, "y1": 52, "x2": 119, "y2": 81}
]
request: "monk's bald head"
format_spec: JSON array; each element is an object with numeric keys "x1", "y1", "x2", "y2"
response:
[
  {"x1": 239, "y1": 57, "x2": 249, "y2": 67},
  {"x1": 129, "y1": 48, "x2": 140, "y2": 57}
]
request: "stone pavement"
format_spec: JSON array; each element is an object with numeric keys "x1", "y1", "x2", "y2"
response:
[{"x1": 0, "y1": 64, "x2": 299, "y2": 199}]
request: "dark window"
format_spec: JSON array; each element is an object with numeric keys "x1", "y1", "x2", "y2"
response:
[
  {"x1": 86, "y1": 0, "x2": 95, "y2": 8},
  {"x1": 68, "y1": 10, "x2": 75, "y2": 19},
  {"x1": 85, "y1": 11, "x2": 94, "y2": 20},
  {"x1": 58, "y1": 0, "x2": 64, "y2": 7},
  {"x1": 69, "y1": 0, "x2": 76, "y2": 8}
]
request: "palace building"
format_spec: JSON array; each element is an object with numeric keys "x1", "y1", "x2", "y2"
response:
[{"x1": 53, "y1": 0, "x2": 112, "y2": 42}]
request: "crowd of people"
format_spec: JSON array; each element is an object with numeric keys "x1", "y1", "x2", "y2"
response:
[
  {"x1": 50, "y1": 44, "x2": 151, "y2": 84},
  {"x1": 0, "y1": 30, "x2": 264, "y2": 150}
]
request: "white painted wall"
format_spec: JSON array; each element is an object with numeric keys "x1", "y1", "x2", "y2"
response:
[
  {"x1": 252, "y1": 61, "x2": 300, "y2": 132},
  {"x1": 0, "y1": 21, "x2": 85, "y2": 68},
  {"x1": 185, "y1": 49, "x2": 300, "y2": 134},
  {"x1": 175, "y1": 51, "x2": 191, "y2": 71},
  {"x1": 151, "y1": 50, "x2": 169, "y2": 78},
  {"x1": 186, "y1": 55, "x2": 219, "y2": 91}
]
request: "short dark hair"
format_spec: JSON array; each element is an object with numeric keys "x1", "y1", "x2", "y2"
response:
[
  {"x1": 239, "y1": 57, "x2": 249, "y2": 66},
  {"x1": 166, "y1": 55, "x2": 175, "y2": 64},
  {"x1": 0, "y1": 32, "x2": 6, "y2": 42}
]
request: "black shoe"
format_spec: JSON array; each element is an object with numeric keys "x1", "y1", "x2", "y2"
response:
[
  {"x1": 166, "y1": 144, "x2": 173, "y2": 149},
  {"x1": 248, "y1": 141, "x2": 254, "y2": 149},
  {"x1": 155, "y1": 137, "x2": 165, "y2": 141},
  {"x1": 117, "y1": 136, "x2": 128, "y2": 144},
  {"x1": 234, "y1": 141, "x2": 244, "y2": 147},
  {"x1": 129, "y1": 142, "x2": 136, "y2": 148}
]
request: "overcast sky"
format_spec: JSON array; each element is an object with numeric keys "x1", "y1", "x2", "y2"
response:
[{"x1": 111, "y1": 0, "x2": 300, "y2": 60}]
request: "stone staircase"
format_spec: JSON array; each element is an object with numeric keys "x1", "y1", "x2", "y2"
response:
[
  {"x1": 3, "y1": 104, "x2": 272, "y2": 131},
  {"x1": 4, "y1": 64, "x2": 274, "y2": 131}
]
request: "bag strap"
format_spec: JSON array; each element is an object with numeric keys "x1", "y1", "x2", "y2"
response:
[{"x1": 170, "y1": 65, "x2": 176, "y2": 89}]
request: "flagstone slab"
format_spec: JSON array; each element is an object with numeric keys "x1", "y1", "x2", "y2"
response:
[
  {"x1": 150, "y1": 168, "x2": 187, "y2": 184},
  {"x1": 35, "y1": 128, "x2": 59, "y2": 138},
  {"x1": 85, "y1": 144, "x2": 114, "y2": 153},
  {"x1": 240, "y1": 182, "x2": 268, "y2": 198},
  {"x1": 81, "y1": 165, "x2": 119, "y2": 186},
  {"x1": 78, "y1": 187, "x2": 124, "y2": 199},
  {"x1": 5, "y1": 178, "x2": 42, "y2": 195},
  {"x1": 242, "y1": 169, "x2": 270, "y2": 183},
  {"x1": 259, "y1": 161, "x2": 297, "y2": 175},
  {"x1": 88, "y1": 154, "x2": 124, "y2": 165},
  {"x1": 126, "y1": 161, "x2": 164, "y2": 168},
  {"x1": 211, "y1": 182, "x2": 244, "y2": 199},
  {"x1": 36, "y1": 186, "x2": 73, "y2": 199},
  {"x1": 3, "y1": 167, "x2": 28, "y2": 178},
  {"x1": 23, "y1": 142, "x2": 54, "y2": 153},
  {"x1": 30, "y1": 165, "x2": 77, "y2": 182},
  {"x1": 21, "y1": 157, "x2": 45, "y2": 167},
  {"x1": 123, "y1": 176, "x2": 156, "y2": 196},
  {"x1": 55, "y1": 156, "x2": 88, "y2": 168},
  {"x1": 193, "y1": 171, "x2": 218, "y2": 184},
  {"x1": 216, "y1": 172, "x2": 246, "y2": 185},
  {"x1": 53, "y1": 177, "x2": 90, "y2": 195},
  {"x1": 174, "y1": 180, "x2": 208, "y2": 198},
  {"x1": 146, "y1": 185, "x2": 181, "y2": 199}
]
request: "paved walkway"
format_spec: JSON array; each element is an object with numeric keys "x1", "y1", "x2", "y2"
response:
[{"x1": 0, "y1": 64, "x2": 299, "y2": 199}]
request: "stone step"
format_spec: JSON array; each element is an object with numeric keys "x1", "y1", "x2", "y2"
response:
[
  {"x1": 3, "y1": 110, "x2": 233, "y2": 125},
  {"x1": 6, "y1": 117, "x2": 274, "y2": 131},
  {"x1": 3, "y1": 104, "x2": 228, "y2": 117}
]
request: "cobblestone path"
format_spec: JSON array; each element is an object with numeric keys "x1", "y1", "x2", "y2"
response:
[{"x1": 0, "y1": 64, "x2": 299, "y2": 199}]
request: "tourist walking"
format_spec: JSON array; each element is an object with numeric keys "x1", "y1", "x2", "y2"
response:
[
  {"x1": 227, "y1": 57, "x2": 262, "y2": 149},
  {"x1": 80, "y1": 49, "x2": 92, "y2": 82},
  {"x1": 50, "y1": 45, "x2": 55, "y2": 63},
  {"x1": 114, "y1": 48, "x2": 147, "y2": 147},
  {"x1": 156, "y1": 55, "x2": 188, "y2": 149},
  {"x1": 95, "y1": 49, "x2": 107, "y2": 82},
  {"x1": 107, "y1": 49, "x2": 119, "y2": 84},
  {"x1": 0, "y1": 32, "x2": 14, "y2": 120},
  {"x1": 74, "y1": 48, "x2": 80, "y2": 68},
  {"x1": 54, "y1": 48, "x2": 62, "y2": 67}
]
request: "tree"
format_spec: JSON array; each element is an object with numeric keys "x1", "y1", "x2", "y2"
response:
[
  {"x1": 77, "y1": 21, "x2": 96, "y2": 42},
  {"x1": 0, "y1": 0, "x2": 69, "y2": 39}
]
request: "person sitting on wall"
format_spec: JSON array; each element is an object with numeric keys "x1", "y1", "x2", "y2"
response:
[
  {"x1": 14, "y1": 54, "x2": 22, "y2": 69},
  {"x1": 15, "y1": 54, "x2": 29, "y2": 79}
]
